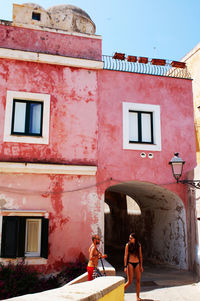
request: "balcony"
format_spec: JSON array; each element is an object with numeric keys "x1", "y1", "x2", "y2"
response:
[{"x1": 102, "y1": 54, "x2": 191, "y2": 79}]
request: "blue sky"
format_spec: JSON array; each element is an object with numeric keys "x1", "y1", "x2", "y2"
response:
[{"x1": 1, "y1": 0, "x2": 200, "y2": 61}]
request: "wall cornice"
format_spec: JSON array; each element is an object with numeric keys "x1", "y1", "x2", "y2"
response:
[
  {"x1": 0, "y1": 47, "x2": 103, "y2": 69},
  {"x1": 0, "y1": 162, "x2": 97, "y2": 175}
]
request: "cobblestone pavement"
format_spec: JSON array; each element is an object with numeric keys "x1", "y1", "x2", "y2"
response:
[{"x1": 116, "y1": 264, "x2": 200, "y2": 301}]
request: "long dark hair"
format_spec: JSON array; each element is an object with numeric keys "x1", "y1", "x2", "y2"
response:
[{"x1": 128, "y1": 233, "x2": 140, "y2": 256}]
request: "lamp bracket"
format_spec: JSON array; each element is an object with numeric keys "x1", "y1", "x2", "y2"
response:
[{"x1": 179, "y1": 180, "x2": 200, "y2": 189}]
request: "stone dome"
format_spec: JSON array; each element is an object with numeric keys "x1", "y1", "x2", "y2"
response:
[
  {"x1": 47, "y1": 4, "x2": 96, "y2": 34},
  {"x1": 13, "y1": 3, "x2": 96, "y2": 35},
  {"x1": 47, "y1": 4, "x2": 92, "y2": 20},
  {"x1": 23, "y1": 3, "x2": 44, "y2": 10}
]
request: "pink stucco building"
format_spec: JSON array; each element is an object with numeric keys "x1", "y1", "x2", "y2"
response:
[{"x1": 0, "y1": 3, "x2": 198, "y2": 275}]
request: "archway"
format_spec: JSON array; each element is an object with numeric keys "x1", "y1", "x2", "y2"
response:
[{"x1": 104, "y1": 181, "x2": 188, "y2": 270}]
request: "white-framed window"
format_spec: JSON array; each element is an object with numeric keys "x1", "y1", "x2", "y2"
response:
[
  {"x1": 25, "y1": 219, "x2": 41, "y2": 257},
  {"x1": 3, "y1": 91, "x2": 50, "y2": 144},
  {"x1": 123, "y1": 102, "x2": 161, "y2": 151},
  {"x1": 12, "y1": 100, "x2": 43, "y2": 136},
  {"x1": 0, "y1": 214, "x2": 49, "y2": 259}
]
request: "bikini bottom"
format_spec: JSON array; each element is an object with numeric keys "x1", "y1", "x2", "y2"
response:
[{"x1": 128, "y1": 262, "x2": 139, "y2": 269}]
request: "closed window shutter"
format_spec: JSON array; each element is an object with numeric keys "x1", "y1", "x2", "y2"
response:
[
  {"x1": 18, "y1": 217, "x2": 26, "y2": 257},
  {"x1": 1, "y1": 216, "x2": 19, "y2": 258},
  {"x1": 40, "y1": 218, "x2": 49, "y2": 259}
]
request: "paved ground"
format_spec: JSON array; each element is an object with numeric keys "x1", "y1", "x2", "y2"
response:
[{"x1": 116, "y1": 264, "x2": 200, "y2": 301}]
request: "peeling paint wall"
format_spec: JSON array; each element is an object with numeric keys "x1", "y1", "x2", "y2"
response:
[
  {"x1": 0, "y1": 24, "x2": 101, "y2": 61},
  {"x1": 97, "y1": 71, "x2": 196, "y2": 194},
  {"x1": 0, "y1": 8, "x2": 197, "y2": 273},
  {"x1": 0, "y1": 60, "x2": 98, "y2": 164},
  {"x1": 0, "y1": 21, "x2": 100, "y2": 271},
  {"x1": 97, "y1": 70, "x2": 195, "y2": 270},
  {"x1": 0, "y1": 173, "x2": 99, "y2": 272},
  {"x1": 105, "y1": 184, "x2": 188, "y2": 269},
  {"x1": 148, "y1": 205, "x2": 187, "y2": 269}
]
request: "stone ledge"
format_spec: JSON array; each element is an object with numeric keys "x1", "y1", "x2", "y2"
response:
[
  {"x1": 67, "y1": 265, "x2": 116, "y2": 285},
  {"x1": 0, "y1": 48, "x2": 103, "y2": 70},
  {"x1": 0, "y1": 162, "x2": 97, "y2": 175},
  {"x1": 6, "y1": 276, "x2": 124, "y2": 301}
]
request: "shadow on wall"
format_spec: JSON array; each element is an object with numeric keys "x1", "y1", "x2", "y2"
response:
[{"x1": 104, "y1": 181, "x2": 188, "y2": 270}]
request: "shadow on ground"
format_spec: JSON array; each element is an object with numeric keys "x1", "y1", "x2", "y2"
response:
[
  {"x1": 115, "y1": 263, "x2": 197, "y2": 294},
  {"x1": 140, "y1": 299, "x2": 158, "y2": 301}
]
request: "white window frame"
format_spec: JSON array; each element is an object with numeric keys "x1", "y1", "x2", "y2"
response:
[
  {"x1": 123, "y1": 102, "x2": 161, "y2": 151},
  {"x1": 3, "y1": 91, "x2": 50, "y2": 144},
  {"x1": 25, "y1": 218, "x2": 41, "y2": 257}
]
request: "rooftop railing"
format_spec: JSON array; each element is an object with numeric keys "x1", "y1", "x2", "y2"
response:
[{"x1": 102, "y1": 53, "x2": 191, "y2": 79}]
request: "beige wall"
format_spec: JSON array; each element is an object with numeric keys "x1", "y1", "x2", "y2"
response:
[
  {"x1": 183, "y1": 43, "x2": 200, "y2": 277},
  {"x1": 12, "y1": 3, "x2": 96, "y2": 34},
  {"x1": 182, "y1": 44, "x2": 200, "y2": 163}
]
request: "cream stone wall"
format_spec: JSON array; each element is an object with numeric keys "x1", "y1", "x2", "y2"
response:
[
  {"x1": 182, "y1": 43, "x2": 200, "y2": 277},
  {"x1": 182, "y1": 45, "x2": 200, "y2": 218},
  {"x1": 182, "y1": 44, "x2": 200, "y2": 163},
  {"x1": 12, "y1": 3, "x2": 96, "y2": 34},
  {"x1": 13, "y1": 4, "x2": 52, "y2": 28}
]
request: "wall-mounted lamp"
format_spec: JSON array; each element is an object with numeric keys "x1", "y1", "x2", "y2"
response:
[{"x1": 169, "y1": 152, "x2": 200, "y2": 189}]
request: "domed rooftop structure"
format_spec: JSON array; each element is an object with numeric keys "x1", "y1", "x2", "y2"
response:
[
  {"x1": 23, "y1": 3, "x2": 44, "y2": 10},
  {"x1": 47, "y1": 4, "x2": 92, "y2": 21},
  {"x1": 47, "y1": 4, "x2": 96, "y2": 34},
  {"x1": 12, "y1": 3, "x2": 96, "y2": 35}
]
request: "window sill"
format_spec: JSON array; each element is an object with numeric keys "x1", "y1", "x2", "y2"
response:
[
  {"x1": 0, "y1": 257, "x2": 47, "y2": 265},
  {"x1": 4, "y1": 135, "x2": 48, "y2": 144},
  {"x1": 0, "y1": 209, "x2": 48, "y2": 217},
  {"x1": 129, "y1": 141, "x2": 155, "y2": 145},
  {"x1": 0, "y1": 162, "x2": 97, "y2": 175},
  {"x1": 123, "y1": 142, "x2": 161, "y2": 151}
]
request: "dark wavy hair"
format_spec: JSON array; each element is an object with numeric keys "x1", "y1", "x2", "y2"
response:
[{"x1": 128, "y1": 233, "x2": 140, "y2": 256}]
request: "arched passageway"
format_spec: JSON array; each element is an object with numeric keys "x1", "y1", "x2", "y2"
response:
[{"x1": 104, "y1": 181, "x2": 188, "y2": 270}]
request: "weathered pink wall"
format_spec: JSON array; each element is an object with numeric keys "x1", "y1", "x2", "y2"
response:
[
  {"x1": 0, "y1": 57, "x2": 100, "y2": 272},
  {"x1": 97, "y1": 70, "x2": 196, "y2": 209},
  {"x1": 0, "y1": 173, "x2": 98, "y2": 272},
  {"x1": 0, "y1": 25, "x2": 197, "y2": 271},
  {"x1": 0, "y1": 59, "x2": 98, "y2": 165},
  {"x1": 0, "y1": 24, "x2": 102, "y2": 60}
]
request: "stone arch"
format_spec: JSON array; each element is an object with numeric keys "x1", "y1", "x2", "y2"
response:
[{"x1": 104, "y1": 181, "x2": 188, "y2": 270}]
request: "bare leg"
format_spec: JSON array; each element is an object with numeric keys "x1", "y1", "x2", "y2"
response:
[
  {"x1": 124, "y1": 263, "x2": 133, "y2": 290},
  {"x1": 134, "y1": 264, "x2": 141, "y2": 301}
]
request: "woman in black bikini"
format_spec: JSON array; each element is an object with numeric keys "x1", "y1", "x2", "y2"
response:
[{"x1": 124, "y1": 233, "x2": 143, "y2": 301}]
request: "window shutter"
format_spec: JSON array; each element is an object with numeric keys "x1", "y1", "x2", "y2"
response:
[
  {"x1": 17, "y1": 217, "x2": 26, "y2": 257},
  {"x1": 40, "y1": 218, "x2": 49, "y2": 259},
  {"x1": 1, "y1": 217, "x2": 19, "y2": 258}
]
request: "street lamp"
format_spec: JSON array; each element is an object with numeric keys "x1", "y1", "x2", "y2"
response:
[
  {"x1": 169, "y1": 153, "x2": 185, "y2": 183},
  {"x1": 169, "y1": 153, "x2": 200, "y2": 189}
]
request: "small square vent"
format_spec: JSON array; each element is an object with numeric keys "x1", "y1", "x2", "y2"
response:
[{"x1": 32, "y1": 12, "x2": 41, "y2": 21}]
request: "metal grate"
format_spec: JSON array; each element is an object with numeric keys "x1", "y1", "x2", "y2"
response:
[{"x1": 102, "y1": 55, "x2": 191, "y2": 79}]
